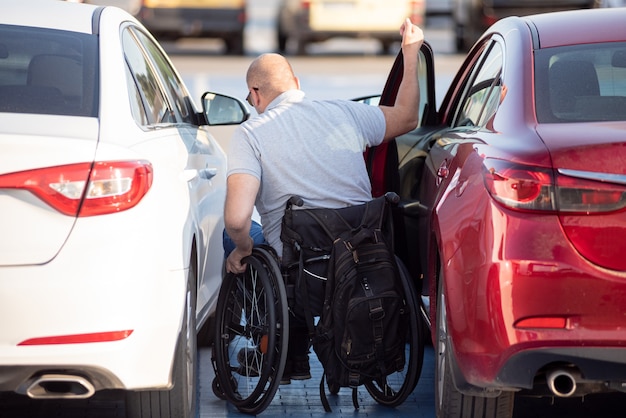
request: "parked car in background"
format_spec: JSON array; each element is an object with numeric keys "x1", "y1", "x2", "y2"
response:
[
  {"x1": 276, "y1": 0, "x2": 426, "y2": 55},
  {"x1": 598, "y1": 0, "x2": 626, "y2": 5},
  {"x1": 82, "y1": 0, "x2": 142, "y2": 14},
  {"x1": 452, "y1": 0, "x2": 599, "y2": 51},
  {"x1": 0, "y1": 1, "x2": 248, "y2": 417},
  {"x1": 426, "y1": 0, "x2": 453, "y2": 17},
  {"x1": 136, "y1": 0, "x2": 247, "y2": 54},
  {"x1": 366, "y1": 6, "x2": 626, "y2": 418}
]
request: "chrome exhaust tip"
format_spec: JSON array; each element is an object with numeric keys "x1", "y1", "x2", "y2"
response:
[
  {"x1": 25, "y1": 374, "x2": 95, "y2": 399},
  {"x1": 546, "y1": 369, "x2": 578, "y2": 397}
]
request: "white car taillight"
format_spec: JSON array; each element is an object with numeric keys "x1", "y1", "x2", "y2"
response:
[{"x1": 0, "y1": 160, "x2": 153, "y2": 217}]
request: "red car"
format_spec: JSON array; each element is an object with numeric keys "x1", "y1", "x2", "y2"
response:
[{"x1": 369, "y1": 6, "x2": 626, "y2": 418}]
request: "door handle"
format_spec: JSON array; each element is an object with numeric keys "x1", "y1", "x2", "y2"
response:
[
  {"x1": 437, "y1": 160, "x2": 449, "y2": 180},
  {"x1": 199, "y1": 167, "x2": 217, "y2": 180}
]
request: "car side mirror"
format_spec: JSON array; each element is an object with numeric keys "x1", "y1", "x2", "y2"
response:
[{"x1": 201, "y1": 92, "x2": 250, "y2": 126}]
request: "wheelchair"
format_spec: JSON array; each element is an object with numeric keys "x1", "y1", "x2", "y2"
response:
[{"x1": 211, "y1": 193, "x2": 425, "y2": 415}]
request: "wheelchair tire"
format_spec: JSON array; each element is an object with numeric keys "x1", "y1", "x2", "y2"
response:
[
  {"x1": 364, "y1": 256, "x2": 425, "y2": 407},
  {"x1": 211, "y1": 377, "x2": 226, "y2": 400},
  {"x1": 213, "y1": 246, "x2": 289, "y2": 415}
]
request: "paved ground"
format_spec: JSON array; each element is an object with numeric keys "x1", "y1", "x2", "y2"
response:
[
  {"x1": 199, "y1": 343, "x2": 626, "y2": 418},
  {"x1": 0, "y1": 344, "x2": 435, "y2": 418},
  {"x1": 4, "y1": 343, "x2": 626, "y2": 418},
  {"x1": 200, "y1": 345, "x2": 437, "y2": 417}
]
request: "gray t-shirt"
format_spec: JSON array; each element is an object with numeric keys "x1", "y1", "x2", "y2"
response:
[{"x1": 227, "y1": 89, "x2": 386, "y2": 255}]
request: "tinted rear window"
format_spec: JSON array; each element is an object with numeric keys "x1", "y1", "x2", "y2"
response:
[
  {"x1": 535, "y1": 42, "x2": 626, "y2": 123},
  {"x1": 0, "y1": 24, "x2": 98, "y2": 117}
]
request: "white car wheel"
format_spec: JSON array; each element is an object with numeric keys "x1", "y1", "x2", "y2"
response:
[{"x1": 125, "y1": 264, "x2": 199, "y2": 418}]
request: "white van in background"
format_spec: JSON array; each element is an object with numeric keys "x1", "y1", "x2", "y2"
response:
[{"x1": 276, "y1": 0, "x2": 425, "y2": 55}]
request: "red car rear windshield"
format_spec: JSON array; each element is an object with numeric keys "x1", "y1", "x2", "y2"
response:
[
  {"x1": 0, "y1": 24, "x2": 98, "y2": 117},
  {"x1": 535, "y1": 42, "x2": 626, "y2": 123}
]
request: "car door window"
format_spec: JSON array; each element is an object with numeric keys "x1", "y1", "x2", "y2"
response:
[
  {"x1": 452, "y1": 40, "x2": 504, "y2": 129},
  {"x1": 129, "y1": 27, "x2": 196, "y2": 125},
  {"x1": 122, "y1": 27, "x2": 174, "y2": 125},
  {"x1": 125, "y1": 64, "x2": 149, "y2": 125}
]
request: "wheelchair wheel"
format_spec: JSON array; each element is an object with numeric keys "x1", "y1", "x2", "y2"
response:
[
  {"x1": 364, "y1": 257, "x2": 424, "y2": 407},
  {"x1": 213, "y1": 246, "x2": 288, "y2": 415}
]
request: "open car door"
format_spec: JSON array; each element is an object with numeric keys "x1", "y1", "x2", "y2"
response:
[{"x1": 362, "y1": 41, "x2": 438, "y2": 287}]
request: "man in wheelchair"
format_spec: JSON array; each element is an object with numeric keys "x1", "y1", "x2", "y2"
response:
[{"x1": 223, "y1": 18, "x2": 424, "y2": 385}]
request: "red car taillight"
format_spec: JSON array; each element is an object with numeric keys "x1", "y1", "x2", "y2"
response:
[
  {"x1": 485, "y1": 160, "x2": 626, "y2": 270},
  {"x1": 483, "y1": 160, "x2": 556, "y2": 212},
  {"x1": 0, "y1": 160, "x2": 153, "y2": 217},
  {"x1": 483, "y1": 160, "x2": 626, "y2": 214},
  {"x1": 556, "y1": 169, "x2": 626, "y2": 213}
]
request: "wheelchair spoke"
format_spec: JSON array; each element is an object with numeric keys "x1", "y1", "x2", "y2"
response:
[{"x1": 212, "y1": 247, "x2": 288, "y2": 414}]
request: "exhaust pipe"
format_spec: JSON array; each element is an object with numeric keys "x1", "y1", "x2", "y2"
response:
[
  {"x1": 24, "y1": 374, "x2": 95, "y2": 399},
  {"x1": 546, "y1": 368, "x2": 578, "y2": 397}
]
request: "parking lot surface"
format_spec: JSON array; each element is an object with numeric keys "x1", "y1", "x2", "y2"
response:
[
  {"x1": 3, "y1": 342, "x2": 626, "y2": 417},
  {"x1": 200, "y1": 345, "x2": 437, "y2": 417}
]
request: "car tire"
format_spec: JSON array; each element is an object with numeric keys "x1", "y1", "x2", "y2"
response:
[
  {"x1": 294, "y1": 38, "x2": 308, "y2": 56},
  {"x1": 277, "y1": 25, "x2": 287, "y2": 53},
  {"x1": 380, "y1": 39, "x2": 395, "y2": 55},
  {"x1": 434, "y1": 264, "x2": 514, "y2": 418},
  {"x1": 225, "y1": 34, "x2": 244, "y2": 55},
  {"x1": 197, "y1": 314, "x2": 215, "y2": 347},
  {"x1": 454, "y1": 24, "x2": 467, "y2": 53},
  {"x1": 125, "y1": 265, "x2": 199, "y2": 418}
]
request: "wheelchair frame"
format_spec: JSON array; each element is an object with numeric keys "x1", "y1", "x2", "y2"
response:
[{"x1": 211, "y1": 201, "x2": 425, "y2": 415}]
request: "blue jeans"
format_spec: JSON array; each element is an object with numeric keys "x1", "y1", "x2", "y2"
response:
[{"x1": 222, "y1": 220, "x2": 267, "y2": 258}]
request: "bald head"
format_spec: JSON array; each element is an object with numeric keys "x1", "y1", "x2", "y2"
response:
[{"x1": 246, "y1": 53, "x2": 299, "y2": 102}]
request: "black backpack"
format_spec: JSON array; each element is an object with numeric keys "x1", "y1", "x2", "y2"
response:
[{"x1": 280, "y1": 193, "x2": 409, "y2": 411}]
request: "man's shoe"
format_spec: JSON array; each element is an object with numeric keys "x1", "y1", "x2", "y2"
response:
[
  {"x1": 236, "y1": 347, "x2": 262, "y2": 377},
  {"x1": 290, "y1": 355, "x2": 311, "y2": 380},
  {"x1": 279, "y1": 356, "x2": 310, "y2": 384}
]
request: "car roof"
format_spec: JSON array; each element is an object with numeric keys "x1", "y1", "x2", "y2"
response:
[
  {"x1": 523, "y1": 7, "x2": 626, "y2": 49},
  {"x1": 0, "y1": 0, "x2": 100, "y2": 34}
]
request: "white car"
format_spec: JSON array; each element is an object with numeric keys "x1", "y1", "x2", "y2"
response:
[{"x1": 0, "y1": 1, "x2": 248, "y2": 417}]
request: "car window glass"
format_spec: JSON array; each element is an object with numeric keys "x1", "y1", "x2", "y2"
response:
[
  {"x1": 0, "y1": 24, "x2": 98, "y2": 117},
  {"x1": 130, "y1": 27, "x2": 195, "y2": 124},
  {"x1": 453, "y1": 41, "x2": 503, "y2": 128},
  {"x1": 122, "y1": 27, "x2": 173, "y2": 125},
  {"x1": 535, "y1": 42, "x2": 626, "y2": 123},
  {"x1": 125, "y1": 64, "x2": 149, "y2": 125},
  {"x1": 417, "y1": 48, "x2": 430, "y2": 125}
]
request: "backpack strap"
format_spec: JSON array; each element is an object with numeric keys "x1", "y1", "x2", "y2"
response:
[
  {"x1": 319, "y1": 375, "x2": 332, "y2": 412},
  {"x1": 352, "y1": 387, "x2": 360, "y2": 410},
  {"x1": 362, "y1": 276, "x2": 388, "y2": 378},
  {"x1": 318, "y1": 373, "x2": 361, "y2": 412}
]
